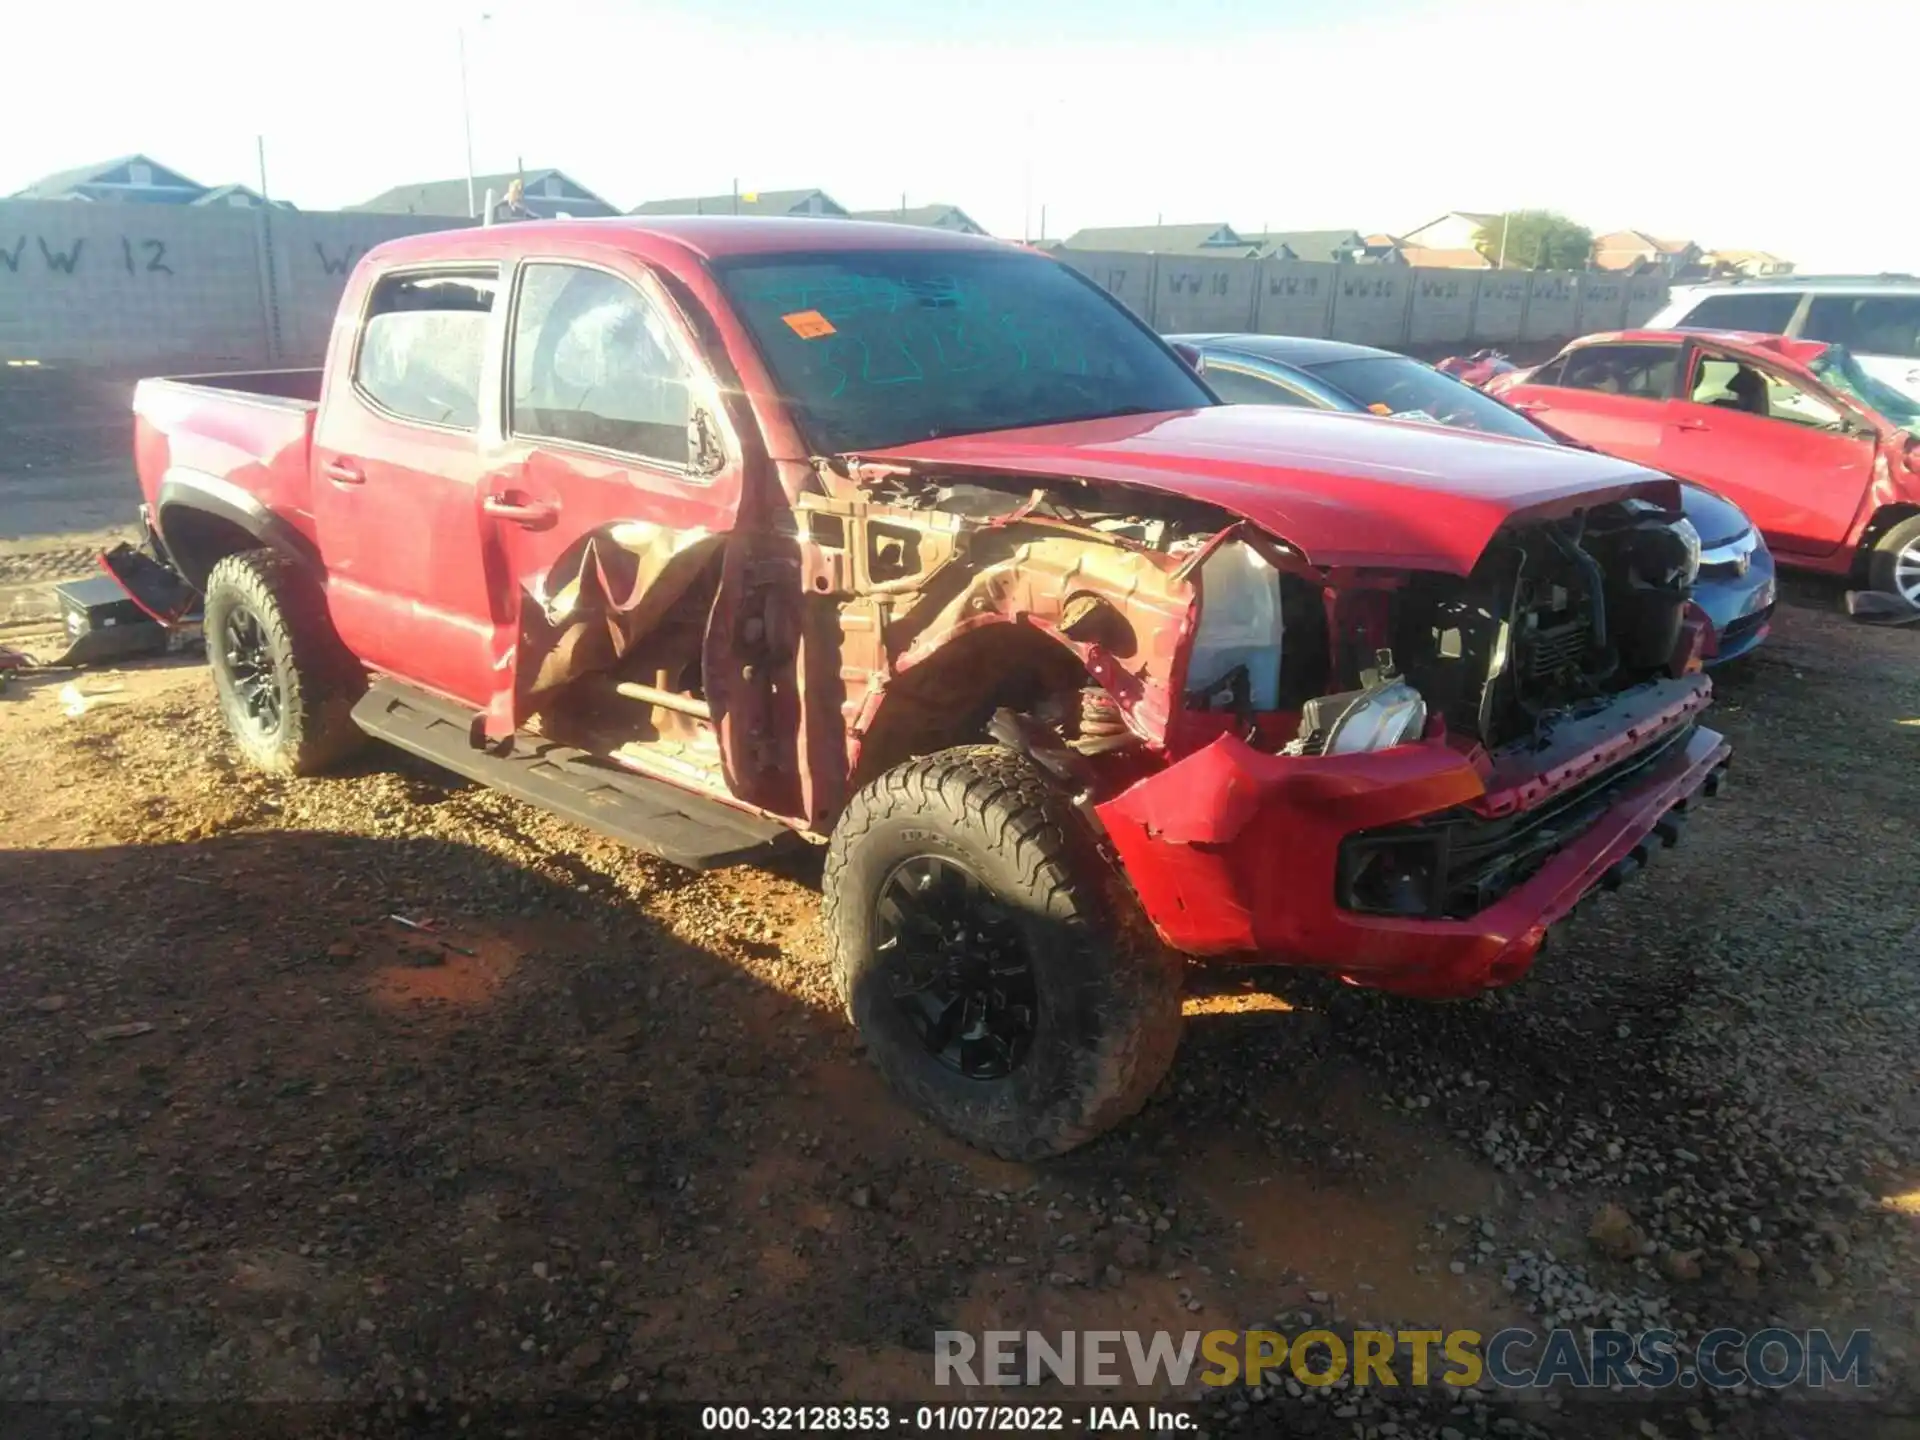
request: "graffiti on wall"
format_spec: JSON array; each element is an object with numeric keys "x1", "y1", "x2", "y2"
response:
[
  {"x1": 0, "y1": 235, "x2": 174, "y2": 276},
  {"x1": 314, "y1": 242, "x2": 369, "y2": 276}
]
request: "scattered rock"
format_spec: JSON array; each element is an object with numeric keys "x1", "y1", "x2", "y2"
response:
[
  {"x1": 1589, "y1": 1203, "x2": 1646, "y2": 1261},
  {"x1": 87, "y1": 1021, "x2": 154, "y2": 1042}
]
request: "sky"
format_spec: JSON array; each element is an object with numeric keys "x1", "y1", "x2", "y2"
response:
[{"x1": 4, "y1": 0, "x2": 1911, "y2": 271}]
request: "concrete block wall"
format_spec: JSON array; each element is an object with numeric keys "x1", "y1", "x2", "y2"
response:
[
  {"x1": 0, "y1": 203, "x2": 1673, "y2": 370},
  {"x1": 1059, "y1": 249, "x2": 1671, "y2": 350},
  {"x1": 0, "y1": 199, "x2": 471, "y2": 369}
]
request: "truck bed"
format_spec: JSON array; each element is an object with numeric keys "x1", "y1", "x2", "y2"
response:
[{"x1": 133, "y1": 370, "x2": 323, "y2": 565}]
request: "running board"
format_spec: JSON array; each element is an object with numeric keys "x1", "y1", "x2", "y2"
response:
[{"x1": 350, "y1": 679, "x2": 797, "y2": 870}]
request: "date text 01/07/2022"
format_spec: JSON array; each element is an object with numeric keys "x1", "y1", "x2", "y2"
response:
[{"x1": 698, "y1": 1404, "x2": 1194, "y2": 1432}]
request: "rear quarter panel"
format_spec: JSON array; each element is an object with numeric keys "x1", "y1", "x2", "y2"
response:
[{"x1": 133, "y1": 378, "x2": 319, "y2": 546}]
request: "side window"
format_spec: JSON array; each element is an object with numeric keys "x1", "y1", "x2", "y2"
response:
[
  {"x1": 1556, "y1": 344, "x2": 1679, "y2": 399},
  {"x1": 1526, "y1": 356, "x2": 1567, "y2": 387},
  {"x1": 354, "y1": 270, "x2": 498, "y2": 429},
  {"x1": 1688, "y1": 354, "x2": 1839, "y2": 428},
  {"x1": 1204, "y1": 365, "x2": 1317, "y2": 407},
  {"x1": 1804, "y1": 295, "x2": 1920, "y2": 360},
  {"x1": 510, "y1": 263, "x2": 694, "y2": 466},
  {"x1": 1674, "y1": 292, "x2": 1800, "y2": 334}
]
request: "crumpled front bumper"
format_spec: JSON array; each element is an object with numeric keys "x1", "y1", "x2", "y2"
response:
[{"x1": 1096, "y1": 676, "x2": 1729, "y2": 999}]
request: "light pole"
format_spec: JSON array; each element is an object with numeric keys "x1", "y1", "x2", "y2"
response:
[{"x1": 458, "y1": 14, "x2": 491, "y2": 218}]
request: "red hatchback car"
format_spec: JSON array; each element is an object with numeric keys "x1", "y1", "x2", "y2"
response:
[{"x1": 1492, "y1": 330, "x2": 1920, "y2": 605}]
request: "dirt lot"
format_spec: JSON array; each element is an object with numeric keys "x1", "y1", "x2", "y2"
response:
[{"x1": 2, "y1": 506, "x2": 1918, "y2": 1436}]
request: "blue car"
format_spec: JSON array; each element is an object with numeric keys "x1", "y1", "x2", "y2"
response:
[{"x1": 1174, "y1": 334, "x2": 1777, "y2": 665}]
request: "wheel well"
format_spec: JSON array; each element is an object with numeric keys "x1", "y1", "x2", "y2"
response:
[
  {"x1": 159, "y1": 505, "x2": 287, "y2": 590},
  {"x1": 1858, "y1": 504, "x2": 1920, "y2": 575},
  {"x1": 848, "y1": 623, "x2": 1089, "y2": 794}
]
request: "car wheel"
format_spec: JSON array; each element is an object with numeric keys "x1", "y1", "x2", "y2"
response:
[
  {"x1": 203, "y1": 550, "x2": 365, "y2": 776},
  {"x1": 1868, "y1": 515, "x2": 1920, "y2": 609},
  {"x1": 823, "y1": 745, "x2": 1184, "y2": 1159}
]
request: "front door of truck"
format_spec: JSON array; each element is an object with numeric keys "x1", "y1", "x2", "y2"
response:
[
  {"x1": 477, "y1": 255, "x2": 755, "y2": 755},
  {"x1": 1657, "y1": 348, "x2": 1875, "y2": 558},
  {"x1": 311, "y1": 265, "x2": 504, "y2": 706}
]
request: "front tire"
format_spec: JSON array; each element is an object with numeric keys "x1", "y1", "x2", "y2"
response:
[
  {"x1": 823, "y1": 746, "x2": 1184, "y2": 1159},
  {"x1": 1867, "y1": 514, "x2": 1920, "y2": 609},
  {"x1": 203, "y1": 550, "x2": 364, "y2": 776}
]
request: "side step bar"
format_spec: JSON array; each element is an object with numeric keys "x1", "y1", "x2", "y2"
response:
[{"x1": 350, "y1": 679, "x2": 798, "y2": 870}]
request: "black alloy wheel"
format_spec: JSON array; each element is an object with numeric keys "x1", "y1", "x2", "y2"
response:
[{"x1": 875, "y1": 854, "x2": 1039, "y2": 1081}]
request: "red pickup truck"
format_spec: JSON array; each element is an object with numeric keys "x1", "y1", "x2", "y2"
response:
[{"x1": 124, "y1": 217, "x2": 1729, "y2": 1157}]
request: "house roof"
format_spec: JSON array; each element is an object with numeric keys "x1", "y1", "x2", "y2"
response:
[
  {"x1": 192, "y1": 184, "x2": 295, "y2": 211},
  {"x1": 1396, "y1": 246, "x2": 1492, "y2": 269},
  {"x1": 13, "y1": 153, "x2": 204, "y2": 200},
  {"x1": 1060, "y1": 223, "x2": 1259, "y2": 256},
  {"x1": 631, "y1": 188, "x2": 845, "y2": 217},
  {"x1": 350, "y1": 169, "x2": 619, "y2": 218},
  {"x1": 1594, "y1": 230, "x2": 1696, "y2": 255},
  {"x1": 1246, "y1": 230, "x2": 1366, "y2": 263},
  {"x1": 847, "y1": 204, "x2": 987, "y2": 234}
]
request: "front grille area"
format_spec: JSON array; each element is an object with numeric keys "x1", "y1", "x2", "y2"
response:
[
  {"x1": 1718, "y1": 605, "x2": 1773, "y2": 650},
  {"x1": 1337, "y1": 724, "x2": 1693, "y2": 919}
]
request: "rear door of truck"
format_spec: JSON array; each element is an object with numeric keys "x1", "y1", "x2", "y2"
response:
[{"x1": 310, "y1": 265, "x2": 504, "y2": 704}]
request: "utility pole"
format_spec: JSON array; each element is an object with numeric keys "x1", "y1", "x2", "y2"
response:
[
  {"x1": 255, "y1": 135, "x2": 270, "y2": 203},
  {"x1": 458, "y1": 25, "x2": 477, "y2": 218},
  {"x1": 1496, "y1": 213, "x2": 1510, "y2": 270}
]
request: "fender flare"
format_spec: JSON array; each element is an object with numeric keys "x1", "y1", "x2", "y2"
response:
[{"x1": 154, "y1": 469, "x2": 323, "y2": 589}]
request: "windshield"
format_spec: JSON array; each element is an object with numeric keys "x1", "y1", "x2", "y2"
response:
[
  {"x1": 1811, "y1": 346, "x2": 1920, "y2": 431},
  {"x1": 1306, "y1": 356, "x2": 1552, "y2": 443},
  {"x1": 710, "y1": 248, "x2": 1213, "y2": 453}
]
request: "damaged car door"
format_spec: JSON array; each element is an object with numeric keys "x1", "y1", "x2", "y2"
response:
[{"x1": 479, "y1": 256, "x2": 745, "y2": 743}]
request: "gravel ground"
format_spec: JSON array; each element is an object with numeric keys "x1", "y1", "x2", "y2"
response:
[{"x1": 1, "y1": 572, "x2": 1916, "y2": 1440}]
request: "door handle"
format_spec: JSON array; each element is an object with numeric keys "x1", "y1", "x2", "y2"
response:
[
  {"x1": 323, "y1": 459, "x2": 366, "y2": 485},
  {"x1": 1509, "y1": 400, "x2": 1548, "y2": 413},
  {"x1": 1674, "y1": 418, "x2": 1710, "y2": 432},
  {"x1": 482, "y1": 493, "x2": 559, "y2": 526}
]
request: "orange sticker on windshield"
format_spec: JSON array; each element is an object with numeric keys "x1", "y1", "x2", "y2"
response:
[
  {"x1": 782, "y1": 309, "x2": 836, "y2": 339},
  {"x1": 1368, "y1": 402, "x2": 1392, "y2": 415}
]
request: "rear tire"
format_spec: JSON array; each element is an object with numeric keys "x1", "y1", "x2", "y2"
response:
[
  {"x1": 203, "y1": 550, "x2": 364, "y2": 776},
  {"x1": 823, "y1": 745, "x2": 1184, "y2": 1159},
  {"x1": 1867, "y1": 515, "x2": 1920, "y2": 608}
]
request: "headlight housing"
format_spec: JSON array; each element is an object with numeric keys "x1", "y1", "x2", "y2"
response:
[
  {"x1": 1324, "y1": 679, "x2": 1429, "y2": 755},
  {"x1": 1672, "y1": 516, "x2": 1702, "y2": 586}
]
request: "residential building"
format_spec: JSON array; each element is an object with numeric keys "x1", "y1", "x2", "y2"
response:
[
  {"x1": 1703, "y1": 249, "x2": 1795, "y2": 278},
  {"x1": 632, "y1": 188, "x2": 847, "y2": 218},
  {"x1": 1246, "y1": 229, "x2": 1369, "y2": 264},
  {"x1": 1397, "y1": 211, "x2": 1501, "y2": 253},
  {"x1": 192, "y1": 184, "x2": 294, "y2": 212},
  {"x1": 1394, "y1": 246, "x2": 1493, "y2": 270},
  {"x1": 1591, "y1": 230, "x2": 1702, "y2": 276},
  {"x1": 848, "y1": 203, "x2": 988, "y2": 235},
  {"x1": 351, "y1": 169, "x2": 620, "y2": 220},
  {"x1": 1060, "y1": 223, "x2": 1261, "y2": 257},
  {"x1": 12, "y1": 154, "x2": 208, "y2": 205}
]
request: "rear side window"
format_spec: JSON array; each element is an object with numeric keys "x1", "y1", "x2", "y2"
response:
[
  {"x1": 354, "y1": 270, "x2": 497, "y2": 429},
  {"x1": 1204, "y1": 365, "x2": 1318, "y2": 407},
  {"x1": 1674, "y1": 292, "x2": 1800, "y2": 335},
  {"x1": 1803, "y1": 295, "x2": 1920, "y2": 360},
  {"x1": 1555, "y1": 344, "x2": 1679, "y2": 399},
  {"x1": 510, "y1": 263, "x2": 694, "y2": 466}
]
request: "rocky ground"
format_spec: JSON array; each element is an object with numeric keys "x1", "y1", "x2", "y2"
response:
[{"x1": 2, "y1": 532, "x2": 1917, "y2": 1439}]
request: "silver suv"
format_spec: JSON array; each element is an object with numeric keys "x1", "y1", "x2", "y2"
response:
[{"x1": 1645, "y1": 276, "x2": 1920, "y2": 404}]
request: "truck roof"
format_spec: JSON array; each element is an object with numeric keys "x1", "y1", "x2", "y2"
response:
[{"x1": 364, "y1": 215, "x2": 1017, "y2": 268}]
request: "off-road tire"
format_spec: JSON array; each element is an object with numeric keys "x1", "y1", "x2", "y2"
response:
[
  {"x1": 1866, "y1": 514, "x2": 1920, "y2": 609},
  {"x1": 823, "y1": 745, "x2": 1184, "y2": 1159},
  {"x1": 203, "y1": 550, "x2": 365, "y2": 776}
]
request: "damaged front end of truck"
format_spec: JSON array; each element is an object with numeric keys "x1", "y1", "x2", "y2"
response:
[{"x1": 813, "y1": 448, "x2": 1728, "y2": 999}]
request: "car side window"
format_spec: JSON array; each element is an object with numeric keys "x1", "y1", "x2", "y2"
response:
[
  {"x1": 510, "y1": 263, "x2": 694, "y2": 467},
  {"x1": 1204, "y1": 364, "x2": 1317, "y2": 407},
  {"x1": 1526, "y1": 356, "x2": 1567, "y2": 387},
  {"x1": 1675, "y1": 292, "x2": 1801, "y2": 334},
  {"x1": 1555, "y1": 344, "x2": 1679, "y2": 400},
  {"x1": 1688, "y1": 354, "x2": 1840, "y2": 429},
  {"x1": 1803, "y1": 295, "x2": 1920, "y2": 360},
  {"x1": 354, "y1": 270, "x2": 498, "y2": 430}
]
